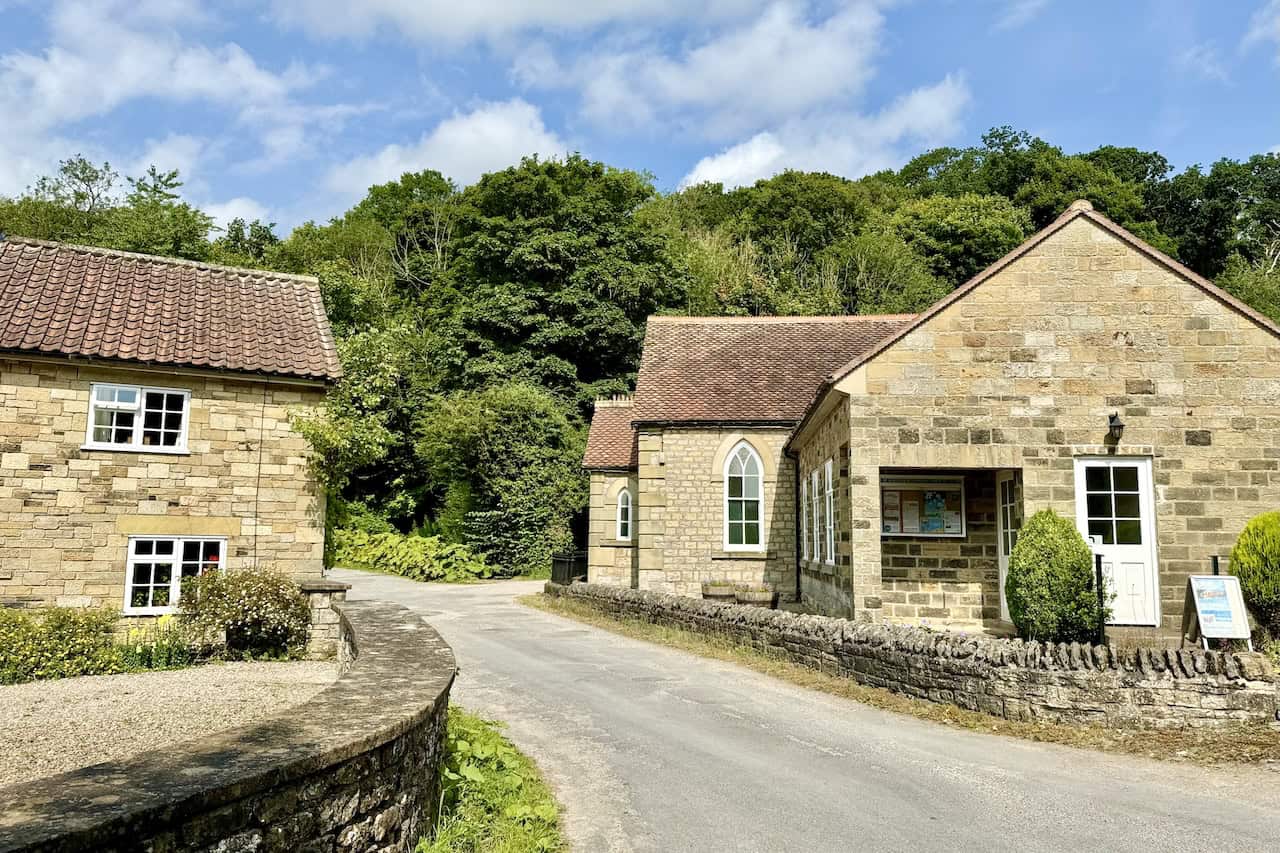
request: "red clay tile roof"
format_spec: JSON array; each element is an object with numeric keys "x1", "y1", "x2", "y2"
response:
[
  {"x1": 631, "y1": 315, "x2": 915, "y2": 425},
  {"x1": 584, "y1": 399, "x2": 638, "y2": 470},
  {"x1": 0, "y1": 237, "x2": 341, "y2": 382}
]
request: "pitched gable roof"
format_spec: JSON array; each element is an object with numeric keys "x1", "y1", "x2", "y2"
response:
[
  {"x1": 631, "y1": 314, "x2": 915, "y2": 425},
  {"x1": 584, "y1": 397, "x2": 638, "y2": 470},
  {"x1": 825, "y1": 199, "x2": 1280, "y2": 388},
  {"x1": 0, "y1": 236, "x2": 341, "y2": 382}
]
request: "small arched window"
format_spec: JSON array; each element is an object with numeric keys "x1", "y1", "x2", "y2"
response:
[
  {"x1": 725, "y1": 442, "x2": 763, "y2": 550},
  {"x1": 616, "y1": 488, "x2": 632, "y2": 541}
]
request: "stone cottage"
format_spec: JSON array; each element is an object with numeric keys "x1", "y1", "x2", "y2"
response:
[
  {"x1": 0, "y1": 237, "x2": 341, "y2": 614},
  {"x1": 583, "y1": 201, "x2": 1280, "y2": 643}
]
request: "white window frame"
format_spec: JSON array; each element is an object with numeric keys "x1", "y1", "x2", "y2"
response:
[
  {"x1": 800, "y1": 476, "x2": 809, "y2": 560},
  {"x1": 123, "y1": 535, "x2": 226, "y2": 615},
  {"x1": 811, "y1": 469, "x2": 822, "y2": 563},
  {"x1": 724, "y1": 441, "x2": 765, "y2": 552},
  {"x1": 616, "y1": 488, "x2": 632, "y2": 542},
  {"x1": 824, "y1": 459, "x2": 835, "y2": 565},
  {"x1": 84, "y1": 382, "x2": 191, "y2": 454}
]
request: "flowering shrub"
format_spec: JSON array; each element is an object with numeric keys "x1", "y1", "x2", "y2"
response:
[
  {"x1": 332, "y1": 529, "x2": 492, "y2": 582},
  {"x1": 180, "y1": 569, "x2": 310, "y2": 658},
  {"x1": 0, "y1": 607, "x2": 126, "y2": 684}
]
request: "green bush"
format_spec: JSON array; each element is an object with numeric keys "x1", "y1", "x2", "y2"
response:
[
  {"x1": 332, "y1": 529, "x2": 492, "y2": 583},
  {"x1": 1229, "y1": 510, "x2": 1280, "y2": 636},
  {"x1": 419, "y1": 707, "x2": 564, "y2": 853},
  {"x1": 180, "y1": 569, "x2": 310, "y2": 658},
  {"x1": 0, "y1": 607, "x2": 126, "y2": 684},
  {"x1": 1005, "y1": 509, "x2": 1110, "y2": 643}
]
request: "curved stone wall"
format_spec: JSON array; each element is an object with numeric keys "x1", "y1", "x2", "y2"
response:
[
  {"x1": 549, "y1": 581, "x2": 1278, "y2": 728},
  {"x1": 0, "y1": 599, "x2": 456, "y2": 853}
]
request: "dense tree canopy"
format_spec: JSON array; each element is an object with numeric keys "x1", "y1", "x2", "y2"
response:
[{"x1": 4, "y1": 131, "x2": 1279, "y2": 575}]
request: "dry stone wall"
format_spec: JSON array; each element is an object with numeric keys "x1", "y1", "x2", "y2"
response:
[
  {"x1": 0, "y1": 599, "x2": 456, "y2": 853},
  {"x1": 548, "y1": 581, "x2": 1278, "y2": 728}
]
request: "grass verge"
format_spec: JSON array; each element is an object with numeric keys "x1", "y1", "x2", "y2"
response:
[
  {"x1": 418, "y1": 706, "x2": 565, "y2": 853},
  {"x1": 520, "y1": 593, "x2": 1280, "y2": 767}
]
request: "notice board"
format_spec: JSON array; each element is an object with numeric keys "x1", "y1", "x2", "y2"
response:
[
  {"x1": 881, "y1": 476, "x2": 965, "y2": 538},
  {"x1": 1182, "y1": 575, "x2": 1252, "y2": 644}
]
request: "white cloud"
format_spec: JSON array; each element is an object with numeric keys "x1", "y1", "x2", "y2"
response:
[
  {"x1": 515, "y1": 1, "x2": 886, "y2": 138},
  {"x1": 0, "y1": 0, "x2": 348, "y2": 196},
  {"x1": 204, "y1": 196, "x2": 272, "y2": 231},
  {"x1": 1244, "y1": 0, "x2": 1280, "y2": 62},
  {"x1": 126, "y1": 134, "x2": 210, "y2": 184},
  {"x1": 1175, "y1": 43, "x2": 1229, "y2": 83},
  {"x1": 269, "y1": 0, "x2": 765, "y2": 43},
  {"x1": 324, "y1": 99, "x2": 568, "y2": 199},
  {"x1": 993, "y1": 0, "x2": 1048, "y2": 31},
  {"x1": 680, "y1": 74, "x2": 969, "y2": 189}
]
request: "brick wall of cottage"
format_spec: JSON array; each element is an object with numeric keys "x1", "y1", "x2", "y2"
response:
[
  {"x1": 587, "y1": 471, "x2": 637, "y2": 586},
  {"x1": 792, "y1": 214, "x2": 1280, "y2": 643},
  {"x1": 0, "y1": 358, "x2": 326, "y2": 610},
  {"x1": 635, "y1": 427, "x2": 796, "y2": 598}
]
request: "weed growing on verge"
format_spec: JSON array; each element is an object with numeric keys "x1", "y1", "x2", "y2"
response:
[
  {"x1": 521, "y1": 594, "x2": 1280, "y2": 767},
  {"x1": 419, "y1": 707, "x2": 564, "y2": 853}
]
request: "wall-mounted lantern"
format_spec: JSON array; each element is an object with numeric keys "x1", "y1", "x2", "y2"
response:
[{"x1": 1108, "y1": 412, "x2": 1125, "y2": 442}]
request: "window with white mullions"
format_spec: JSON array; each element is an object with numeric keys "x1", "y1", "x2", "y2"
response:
[
  {"x1": 725, "y1": 442, "x2": 763, "y2": 550},
  {"x1": 823, "y1": 459, "x2": 835, "y2": 564},
  {"x1": 616, "y1": 488, "x2": 632, "y2": 541},
  {"x1": 811, "y1": 469, "x2": 821, "y2": 562},
  {"x1": 125, "y1": 536, "x2": 223, "y2": 614},
  {"x1": 1084, "y1": 464, "x2": 1143, "y2": 545},
  {"x1": 86, "y1": 383, "x2": 190, "y2": 452}
]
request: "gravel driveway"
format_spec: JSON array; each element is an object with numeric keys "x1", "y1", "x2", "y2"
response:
[
  {"x1": 0, "y1": 661, "x2": 336, "y2": 787},
  {"x1": 334, "y1": 568, "x2": 1280, "y2": 853}
]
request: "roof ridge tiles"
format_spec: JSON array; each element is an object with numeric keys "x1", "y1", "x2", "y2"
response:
[{"x1": 0, "y1": 235, "x2": 320, "y2": 285}]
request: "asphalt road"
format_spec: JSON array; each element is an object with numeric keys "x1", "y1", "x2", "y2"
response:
[{"x1": 333, "y1": 569, "x2": 1280, "y2": 853}]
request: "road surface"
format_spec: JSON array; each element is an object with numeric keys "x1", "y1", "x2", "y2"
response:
[{"x1": 333, "y1": 569, "x2": 1280, "y2": 853}]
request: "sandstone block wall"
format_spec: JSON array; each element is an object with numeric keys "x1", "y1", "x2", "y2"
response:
[
  {"x1": 0, "y1": 358, "x2": 327, "y2": 610},
  {"x1": 636, "y1": 427, "x2": 796, "y2": 597},
  {"x1": 791, "y1": 215, "x2": 1280, "y2": 642},
  {"x1": 0, "y1": 600, "x2": 456, "y2": 853},
  {"x1": 587, "y1": 471, "x2": 637, "y2": 586},
  {"x1": 549, "y1": 581, "x2": 1279, "y2": 728}
]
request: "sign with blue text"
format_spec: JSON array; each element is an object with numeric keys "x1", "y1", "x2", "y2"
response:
[{"x1": 1182, "y1": 575, "x2": 1252, "y2": 646}]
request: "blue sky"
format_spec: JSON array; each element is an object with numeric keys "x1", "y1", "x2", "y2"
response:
[{"x1": 1, "y1": 0, "x2": 1277, "y2": 232}]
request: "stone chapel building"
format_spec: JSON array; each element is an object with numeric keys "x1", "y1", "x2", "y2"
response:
[{"x1": 583, "y1": 200, "x2": 1280, "y2": 644}]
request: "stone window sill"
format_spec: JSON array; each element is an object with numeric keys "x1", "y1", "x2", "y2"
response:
[
  {"x1": 600, "y1": 540, "x2": 635, "y2": 548},
  {"x1": 712, "y1": 551, "x2": 772, "y2": 562}
]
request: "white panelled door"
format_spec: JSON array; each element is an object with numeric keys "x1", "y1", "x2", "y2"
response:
[{"x1": 1073, "y1": 457, "x2": 1159, "y2": 626}]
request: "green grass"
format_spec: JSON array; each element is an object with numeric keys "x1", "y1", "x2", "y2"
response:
[
  {"x1": 418, "y1": 707, "x2": 565, "y2": 853},
  {"x1": 521, "y1": 593, "x2": 1280, "y2": 767}
]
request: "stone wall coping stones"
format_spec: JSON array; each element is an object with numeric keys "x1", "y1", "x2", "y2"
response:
[
  {"x1": 549, "y1": 581, "x2": 1278, "y2": 727},
  {"x1": 0, "y1": 599, "x2": 456, "y2": 853},
  {"x1": 300, "y1": 579, "x2": 354, "y2": 594}
]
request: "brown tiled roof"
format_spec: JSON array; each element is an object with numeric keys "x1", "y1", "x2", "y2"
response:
[
  {"x1": 584, "y1": 398, "x2": 638, "y2": 470},
  {"x1": 0, "y1": 237, "x2": 341, "y2": 381},
  {"x1": 631, "y1": 315, "x2": 915, "y2": 424}
]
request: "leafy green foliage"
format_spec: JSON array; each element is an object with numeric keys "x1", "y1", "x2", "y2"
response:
[
  {"x1": 1218, "y1": 255, "x2": 1280, "y2": 325},
  {"x1": 882, "y1": 193, "x2": 1032, "y2": 285},
  {"x1": 417, "y1": 383, "x2": 586, "y2": 576},
  {"x1": 1229, "y1": 511, "x2": 1280, "y2": 636},
  {"x1": 0, "y1": 608, "x2": 125, "y2": 683},
  {"x1": 180, "y1": 569, "x2": 311, "y2": 658},
  {"x1": 815, "y1": 231, "x2": 950, "y2": 313},
  {"x1": 0, "y1": 608, "x2": 199, "y2": 684},
  {"x1": 332, "y1": 529, "x2": 492, "y2": 582},
  {"x1": 419, "y1": 707, "x2": 564, "y2": 853},
  {"x1": 1005, "y1": 510, "x2": 1110, "y2": 643}
]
